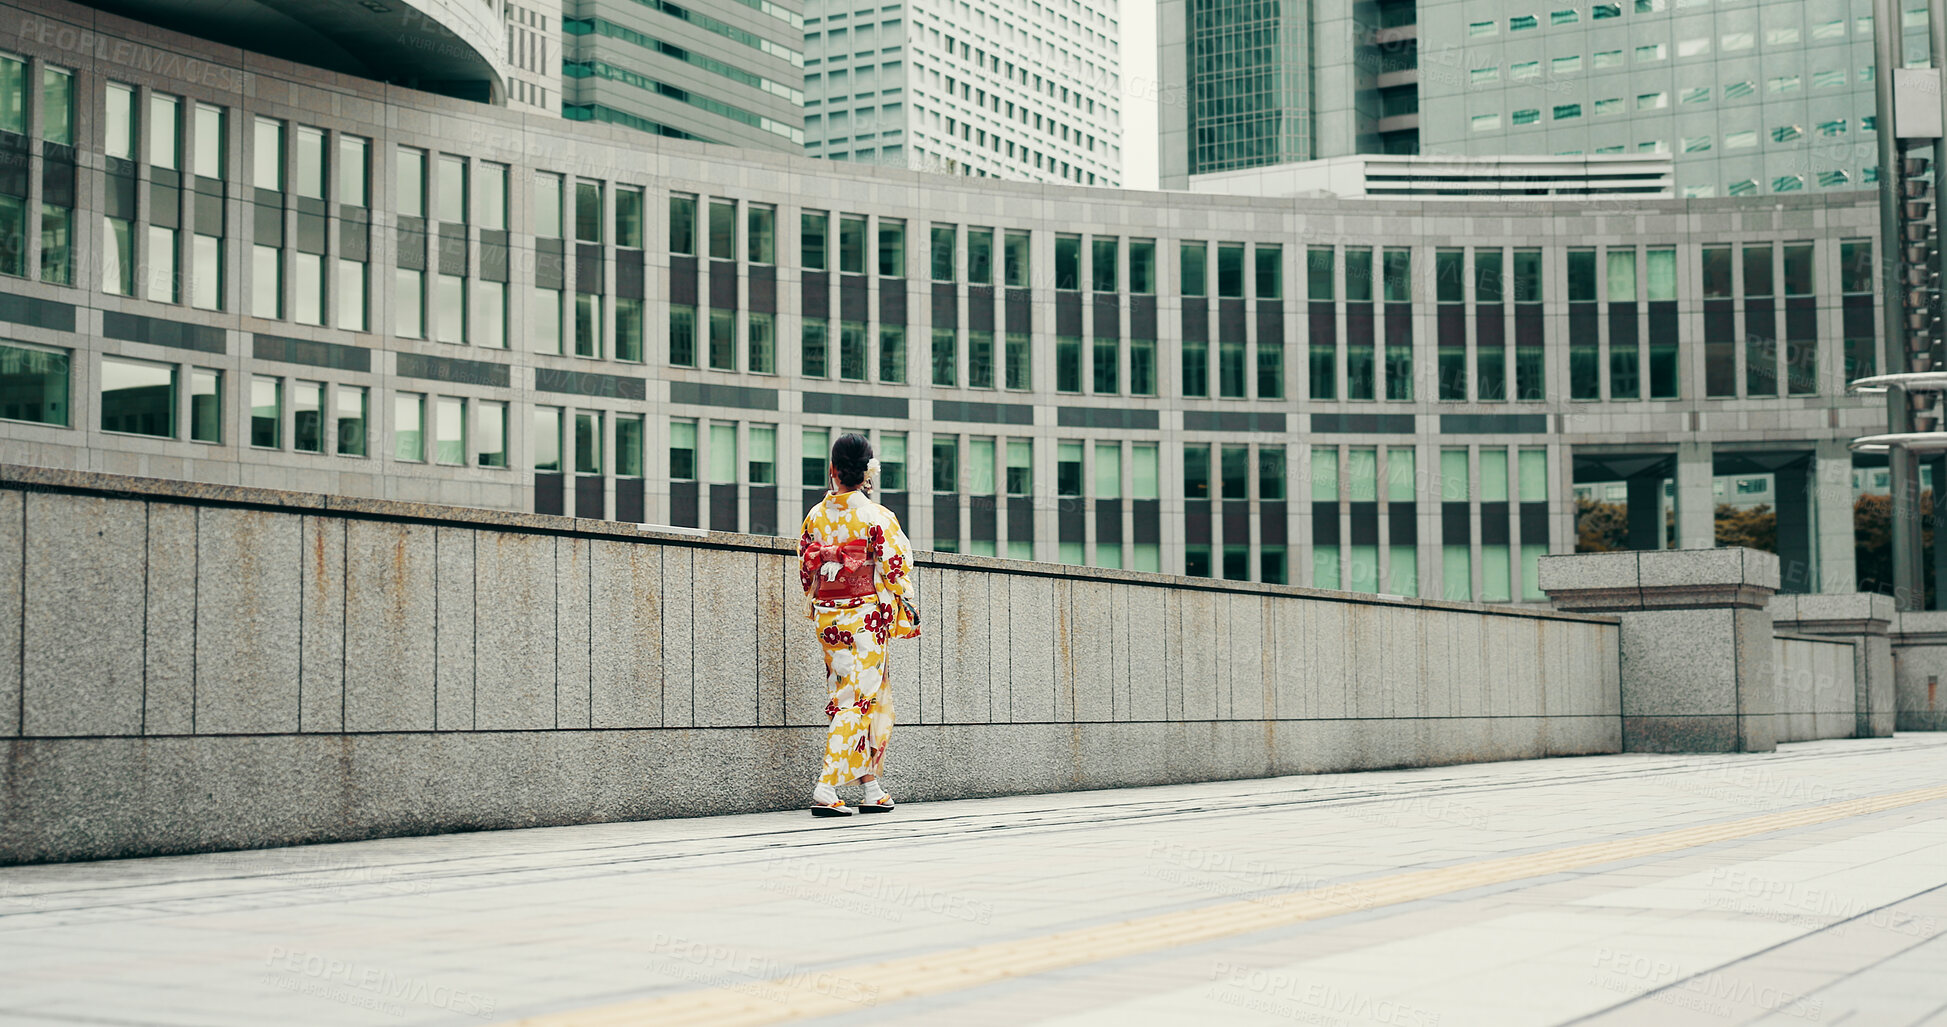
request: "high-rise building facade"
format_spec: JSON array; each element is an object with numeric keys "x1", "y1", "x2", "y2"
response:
[
  {"x1": 1416, "y1": 0, "x2": 1932, "y2": 198},
  {"x1": 1161, "y1": 0, "x2": 1929, "y2": 196},
  {"x1": 804, "y1": 0, "x2": 1122, "y2": 185},
  {"x1": 560, "y1": 0, "x2": 807, "y2": 151},
  {"x1": 506, "y1": 0, "x2": 565, "y2": 115}
]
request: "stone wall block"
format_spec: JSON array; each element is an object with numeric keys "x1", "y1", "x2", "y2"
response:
[
  {"x1": 555, "y1": 537, "x2": 592, "y2": 730},
  {"x1": 194, "y1": 506, "x2": 303, "y2": 735},
  {"x1": 661, "y1": 547, "x2": 695, "y2": 727},
  {"x1": 24, "y1": 493, "x2": 146, "y2": 737},
  {"x1": 474, "y1": 532, "x2": 558, "y2": 730},
  {"x1": 433, "y1": 527, "x2": 475, "y2": 731},
  {"x1": 1007, "y1": 574, "x2": 1057, "y2": 724},
  {"x1": 145, "y1": 502, "x2": 199, "y2": 735},
  {"x1": 343, "y1": 520, "x2": 436, "y2": 732},
  {"x1": 591, "y1": 539, "x2": 661, "y2": 729}
]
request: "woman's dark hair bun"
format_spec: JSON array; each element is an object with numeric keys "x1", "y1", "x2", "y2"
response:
[{"x1": 830, "y1": 433, "x2": 874, "y2": 488}]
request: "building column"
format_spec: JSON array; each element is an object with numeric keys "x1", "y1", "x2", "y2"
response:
[
  {"x1": 1773, "y1": 458, "x2": 1814, "y2": 594},
  {"x1": 1676, "y1": 440, "x2": 1715, "y2": 548},
  {"x1": 1816, "y1": 439, "x2": 1858, "y2": 596},
  {"x1": 1626, "y1": 472, "x2": 1663, "y2": 550},
  {"x1": 1540, "y1": 547, "x2": 1779, "y2": 753}
]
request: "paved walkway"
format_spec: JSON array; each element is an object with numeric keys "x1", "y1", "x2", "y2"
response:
[{"x1": 4, "y1": 737, "x2": 1947, "y2": 1026}]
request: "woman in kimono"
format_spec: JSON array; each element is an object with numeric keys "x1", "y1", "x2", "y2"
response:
[{"x1": 798, "y1": 433, "x2": 920, "y2": 817}]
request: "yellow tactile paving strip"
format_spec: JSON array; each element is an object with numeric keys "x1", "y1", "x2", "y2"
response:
[{"x1": 503, "y1": 783, "x2": 1947, "y2": 1027}]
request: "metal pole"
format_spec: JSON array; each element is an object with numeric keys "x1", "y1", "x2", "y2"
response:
[{"x1": 1875, "y1": 0, "x2": 1921, "y2": 608}]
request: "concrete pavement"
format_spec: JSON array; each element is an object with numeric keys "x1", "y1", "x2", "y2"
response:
[{"x1": 3, "y1": 736, "x2": 1947, "y2": 1026}]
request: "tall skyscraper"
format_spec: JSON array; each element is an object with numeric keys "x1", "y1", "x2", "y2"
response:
[
  {"x1": 1160, "y1": 0, "x2": 1927, "y2": 196},
  {"x1": 560, "y1": 0, "x2": 807, "y2": 151},
  {"x1": 506, "y1": 0, "x2": 565, "y2": 115},
  {"x1": 804, "y1": 0, "x2": 1123, "y2": 185}
]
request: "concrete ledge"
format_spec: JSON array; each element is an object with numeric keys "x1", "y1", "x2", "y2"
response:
[
  {"x1": 1538, "y1": 548, "x2": 1779, "y2": 612},
  {"x1": 0, "y1": 719, "x2": 1624, "y2": 864}
]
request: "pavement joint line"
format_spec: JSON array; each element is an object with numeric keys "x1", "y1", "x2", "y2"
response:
[{"x1": 497, "y1": 781, "x2": 1947, "y2": 1027}]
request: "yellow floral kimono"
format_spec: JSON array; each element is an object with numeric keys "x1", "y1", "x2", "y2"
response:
[{"x1": 798, "y1": 490, "x2": 919, "y2": 787}]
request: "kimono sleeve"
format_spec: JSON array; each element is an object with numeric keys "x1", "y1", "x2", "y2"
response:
[
  {"x1": 877, "y1": 512, "x2": 914, "y2": 598},
  {"x1": 797, "y1": 510, "x2": 821, "y2": 598}
]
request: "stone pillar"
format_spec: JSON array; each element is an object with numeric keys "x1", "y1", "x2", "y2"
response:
[
  {"x1": 1770, "y1": 593, "x2": 1895, "y2": 738},
  {"x1": 1676, "y1": 441, "x2": 1715, "y2": 548},
  {"x1": 1539, "y1": 547, "x2": 1778, "y2": 753},
  {"x1": 1891, "y1": 611, "x2": 1947, "y2": 731},
  {"x1": 1815, "y1": 440, "x2": 1857, "y2": 598}
]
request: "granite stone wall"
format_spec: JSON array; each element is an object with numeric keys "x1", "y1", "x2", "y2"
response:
[
  {"x1": 0, "y1": 466, "x2": 1624, "y2": 864},
  {"x1": 1772, "y1": 634, "x2": 1859, "y2": 743}
]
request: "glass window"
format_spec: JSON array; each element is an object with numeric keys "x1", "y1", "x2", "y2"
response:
[
  {"x1": 339, "y1": 136, "x2": 368, "y2": 207},
  {"x1": 748, "y1": 205, "x2": 775, "y2": 264},
  {"x1": 932, "y1": 434, "x2": 959, "y2": 492},
  {"x1": 535, "y1": 407, "x2": 564, "y2": 473},
  {"x1": 292, "y1": 125, "x2": 323, "y2": 200},
  {"x1": 396, "y1": 268, "x2": 424, "y2": 338},
  {"x1": 145, "y1": 226, "x2": 178, "y2": 304},
  {"x1": 670, "y1": 193, "x2": 696, "y2": 255},
  {"x1": 0, "y1": 342, "x2": 68, "y2": 427},
  {"x1": 336, "y1": 386, "x2": 366, "y2": 456},
  {"x1": 667, "y1": 418, "x2": 694, "y2": 480},
  {"x1": 575, "y1": 181, "x2": 601, "y2": 243},
  {"x1": 802, "y1": 210, "x2": 828, "y2": 270},
  {"x1": 1347, "y1": 246, "x2": 1373, "y2": 302},
  {"x1": 615, "y1": 296, "x2": 643, "y2": 362},
  {"x1": 1259, "y1": 447, "x2": 1286, "y2": 500},
  {"x1": 1181, "y1": 241, "x2": 1208, "y2": 296},
  {"x1": 709, "y1": 309, "x2": 735, "y2": 370},
  {"x1": 669, "y1": 303, "x2": 697, "y2": 366},
  {"x1": 970, "y1": 330, "x2": 995, "y2": 389},
  {"x1": 576, "y1": 412, "x2": 604, "y2": 475},
  {"x1": 879, "y1": 324, "x2": 907, "y2": 383},
  {"x1": 1004, "y1": 230, "x2": 1030, "y2": 287},
  {"x1": 532, "y1": 287, "x2": 561, "y2": 353},
  {"x1": 253, "y1": 118, "x2": 284, "y2": 191},
  {"x1": 1185, "y1": 444, "x2": 1210, "y2": 500},
  {"x1": 1007, "y1": 439, "x2": 1033, "y2": 496},
  {"x1": 1607, "y1": 249, "x2": 1637, "y2": 301},
  {"x1": 1095, "y1": 442, "x2": 1121, "y2": 499},
  {"x1": 434, "y1": 396, "x2": 465, "y2": 465},
  {"x1": 250, "y1": 376, "x2": 281, "y2": 448},
  {"x1": 522, "y1": 172, "x2": 558, "y2": 238},
  {"x1": 802, "y1": 427, "x2": 829, "y2": 486},
  {"x1": 1092, "y1": 236, "x2": 1118, "y2": 292},
  {"x1": 878, "y1": 219, "x2": 905, "y2": 277},
  {"x1": 1647, "y1": 249, "x2": 1676, "y2": 301},
  {"x1": 1256, "y1": 244, "x2": 1282, "y2": 299},
  {"x1": 1219, "y1": 445, "x2": 1249, "y2": 499},
  {"x1": 1744, "y1": 246, "x2": 1774, "y2": 296},
  {"x1": 1055, "y1": 234, "x2": 1081, "y2": 290},
  {"x1": 880, "y1": 433, "x2": 907, "y2": 491},
  {"x1": 396, "y1": 147, "x2": 425, "y2": 218},
  {"x1": 478, "y1": 401, "x2": 508, "y2": 468},
  {"x1": 839, "y1": 320, "x2": 867, "y2": 380},
  {"x1": 473, "y1": 160, "x2": 502, "y2": 228},
  {"x1": 801, "y1": 318, "x2": 829, "y2": 378},
  {"x1": 1309, "y1": 445, "x2": 1337, "y2": 501},
  {"x1": 394, "y1": 392, "x2": 424, "y2": 461},
  {"x1": 708, "y1": 199, "x2": 735, "y2": 260},
  {"x1": 438, "y1": 156, "x2": 467, "y2": 224},
  {"x1": 932, "y1": 223, "x2": 957, "y2": 282},
  {"x1": 1307, "y1": 246, "x2": 1334, "y2": 300},
  {"x1": 749, "y1": 424, "x2": 776, "y2": 485},
  {"x1": 1566, "y1": 250, "x2": 1597, "y2": 301},
  {"x1": 1058, "y1": 440, "x2": 1084, "y2": 497},
  {"x1": 336, "y1": 259, "x2": 366, "y2": 331},
  {"x1": 189, "y1": 368, "x2": 219, "y2": 443},
  {"x1": 250, "y1": 244, "x2": 281, "y2": 318},
  {"x1": 839, "y1": 215, "x2": 866, "y2": 273},
  {"x1": 1783, "y1": 244, "x2": 1814, "y2": 296},
  {"x1": 615, "y1": 187, "x2": 643, "y2": 248},
  {"x1": 749, "y1": 311, "x2": 775, "y2": 374},
  {"x1": 149, "y1": 94, "x2": 181, "y2": 171},
  {"x1": 574, "y1": 292, "x2": 601, "y2": 358},
  {"x1": 40, "y1": 66, "x2": 71, "y2": 146},
  {"x1": 708, "y1": 422, "x2": 736, "y2": 483},
  {"x1": 1005, "y1": 332, "x2": 1030, "y2": 391},
  {"x1": 292, "y1": 381, "x2": 323, "y2": 453},
  {"x1": 293, "y1": 252, "x2": 323, "y2": 326},
  {"x1": 969, "y1": 228, "x2": 994, "y2": 285},
  {"x1": 1217, "y1": 243, "x2": 1245, "y2": 297},
  {"x1": 1128, "y1": 239, "x2": 1156, "y2": 294},
  {"x1": 969, "y1": 437, "x2": 996, "y2": 495},
  {"x1": 1382, "y1": 248, "x2": 1411, "y2": 302},
  {"x1": 105, "y1": 82, "x2": 135, "y2": 161}
]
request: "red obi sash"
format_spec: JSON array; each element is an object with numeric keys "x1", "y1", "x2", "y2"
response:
[{"x1": 810, "y1": 539, "x2": 876, "y2": 604}]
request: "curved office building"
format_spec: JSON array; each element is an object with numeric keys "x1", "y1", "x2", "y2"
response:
[{"x1": 0, "y1": 0, "x2": 1889, "y2": 603}]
